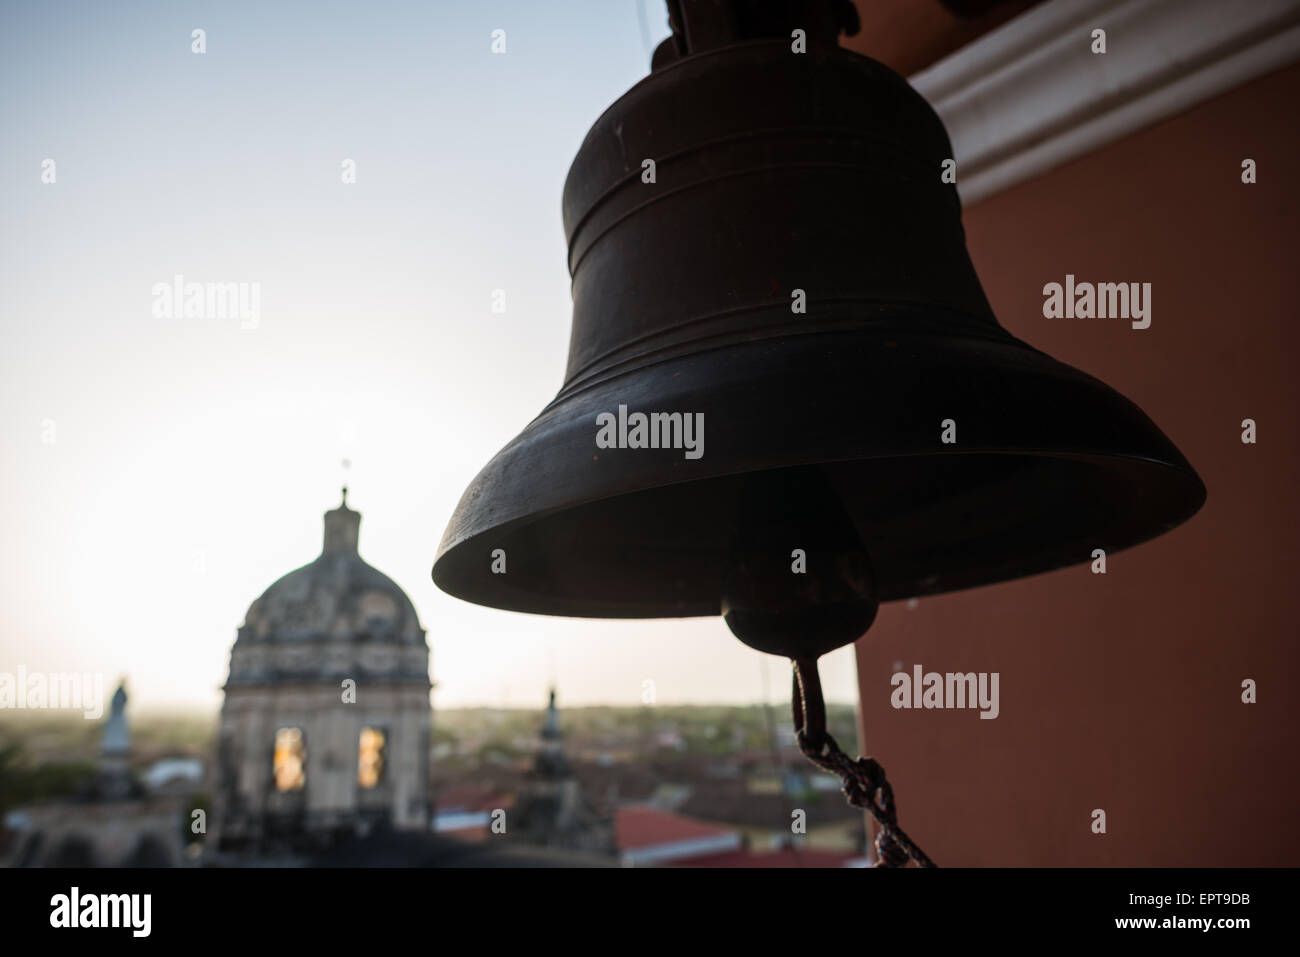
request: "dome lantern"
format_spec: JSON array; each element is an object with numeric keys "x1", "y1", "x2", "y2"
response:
[{"x1": 322, "y1": 486, "x2": 360, "y2": 556}]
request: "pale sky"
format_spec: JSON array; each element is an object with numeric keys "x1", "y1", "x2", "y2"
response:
[{"x1": 0, "y1": 0, "x2": 862, "y2": 712}]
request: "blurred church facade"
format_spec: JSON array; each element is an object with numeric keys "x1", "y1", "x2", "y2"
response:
[{"x1": 212, "y1": 492, "x2": 433, "y2": 854}]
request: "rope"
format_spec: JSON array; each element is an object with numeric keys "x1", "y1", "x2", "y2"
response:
[{"x1": 791, "y1": 656, "x2": 936, "y2": 868}]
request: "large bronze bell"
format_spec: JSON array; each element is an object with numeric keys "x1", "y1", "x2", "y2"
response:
[{"x1": 432, "y1": 0, "x2": 1205, "y2": 661}]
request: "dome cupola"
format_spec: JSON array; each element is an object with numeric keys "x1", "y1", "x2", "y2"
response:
[{"x1": 226, "y1": 489, "x2": 429, "y2": 686}]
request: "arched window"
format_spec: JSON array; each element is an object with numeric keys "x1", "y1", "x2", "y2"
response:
[
  {"x1": 358, "y1": 727, "x2": 386, "y2": 788},
  {"x1": 273, "y1": 727, "x2": 306, "y2": 791}
]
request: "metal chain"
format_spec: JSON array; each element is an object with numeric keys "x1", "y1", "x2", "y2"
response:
[{"x1": 791, "y1": 656, "x2": 936, "y2": 868}]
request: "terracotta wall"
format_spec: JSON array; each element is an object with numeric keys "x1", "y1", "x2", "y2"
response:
[
  {"x1": 853, "y1": 62, "x2": 1300, "y2": 866},
  {"x1": 842, "y1": 0, "x2": 1043, "y2": 77}
]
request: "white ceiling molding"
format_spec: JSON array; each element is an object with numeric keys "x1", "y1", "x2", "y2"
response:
[{"x1": 910, "y1": 0, "x2": 1300, "y2": 206}]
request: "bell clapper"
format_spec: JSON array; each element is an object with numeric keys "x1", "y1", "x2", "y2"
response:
[{"x1": 721, "y1": 467, "x2": 935, "y2": 867}]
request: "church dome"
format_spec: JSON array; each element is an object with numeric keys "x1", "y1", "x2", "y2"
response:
[{"x1": 225, "y1": 491, "x2": 429, "y2": 686}]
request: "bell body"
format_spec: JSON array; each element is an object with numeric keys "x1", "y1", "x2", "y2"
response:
[{"x1": 432, "y1": 38, "x2": 1205, "y2": 642}]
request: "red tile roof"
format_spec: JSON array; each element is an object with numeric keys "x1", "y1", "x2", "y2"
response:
[
  {"x1": 435, "y1": 784, "x2": 513, "y2": 812},
  {"x1": 674, "y1": 847, "x2": 863, "y2": 868},
  {"x1": 615, "y1": 806, "x2": 735, "y2": 851}
]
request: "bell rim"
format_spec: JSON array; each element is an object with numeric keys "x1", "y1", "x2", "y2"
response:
[
  {"x1": 433, "y1": 450, "x2": 1204, "y2": 619},
  {"x1": 432, "y1": 328, "x2": 1206, "y2": 617}
]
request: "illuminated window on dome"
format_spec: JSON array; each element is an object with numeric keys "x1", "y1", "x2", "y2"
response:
[
  {"x1": 359, "y1": 727, "x2": 386, "y2": 789},
  {"x1": 273, "y1": 727, "x2": 306, "y2": 792}
]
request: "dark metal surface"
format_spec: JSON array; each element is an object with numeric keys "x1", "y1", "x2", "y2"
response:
[
  {"x1": 721, "y1": 466, "x2": 879, "y2": 658},
  {"x1": 432, "y1": 31, "x2": 1205, "y2": 655},
  {"x1": 653, "y1": 0, "x2": 860, "y2": 69}
]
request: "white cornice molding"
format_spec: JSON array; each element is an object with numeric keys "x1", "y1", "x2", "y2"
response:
[{"x1": 910, "y1": 0, "x2": 1300, "y2": 206}]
